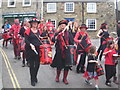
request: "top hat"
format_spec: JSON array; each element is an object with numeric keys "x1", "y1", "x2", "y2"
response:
[{"x1": 29, "y1": 18, "x2": 40, "y2": 24}]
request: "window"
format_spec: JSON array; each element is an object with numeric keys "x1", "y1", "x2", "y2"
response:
[
  {"x1": 23, "y1": 0, "x2": 31, "y2": 6},
  {"x1": 51, "y1": 19, "x2": 56, "y2": 29},
  {"x1": 87, "y1": 3, "x2": 96, "y2": 13},
  {"x1": 47, "y1": 3, "x2": 56, "y2": 13},
  {"x1": 0, "y1": 0, "x2": 2, "y2": 8},
  {"x1": 65, "y1": 2, "x2": 74, "y2": 12},
  {"x1": 86, "y1": 19, "x2": 96, "y2": 30},
  {"x1": 8, "y1": 0, "x2": 16, "y2": 7}
]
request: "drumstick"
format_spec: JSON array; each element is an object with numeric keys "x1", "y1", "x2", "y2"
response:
[{"x1": 33, "y1": 49, "x2": 38, "y2": 55}]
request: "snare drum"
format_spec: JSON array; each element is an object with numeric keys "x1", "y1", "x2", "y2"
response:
[{"x1": 42, "y1": 39, "x2": 50, "y2": 44}]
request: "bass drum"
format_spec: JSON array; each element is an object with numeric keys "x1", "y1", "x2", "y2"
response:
[
  {"x1": 65, "y1": 45, "x2": 76, "y2": 67},
  {"x1": 39, "y1": 44, "x2": 52, "y2": 64}
]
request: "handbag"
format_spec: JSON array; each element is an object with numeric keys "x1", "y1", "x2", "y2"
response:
[{"x1": 95, "y1": 64, "x2": 104, "y2": 76}]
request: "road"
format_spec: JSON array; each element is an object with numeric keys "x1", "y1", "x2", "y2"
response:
[{"x1": 0, "y1": 39, "x2": 119, "y2": 89}]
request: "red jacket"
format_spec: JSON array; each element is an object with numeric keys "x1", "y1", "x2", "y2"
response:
[
  {"x1": 103, "y1": 48, "x2": 117, "y2": 65},
  {"x1": 9, "y1": 24, "x2": 21, "y2": 38}
]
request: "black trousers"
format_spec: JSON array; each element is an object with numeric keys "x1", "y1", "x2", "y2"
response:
[
  {"x1": 29, "y1": 54, "x2": 40, "y2": 82},
  {"x1": 77, "y1": 52, "x2": 86, "y2": 71},
  {"x1": 97, "y1": 44, "x2": 106, "y2": 61},
  {"x1": 105, "y1": 65, "x2": 116, "y2": 83},
  {"x1": 26, "y1": 46, "x2": 40, "y2": 82}
]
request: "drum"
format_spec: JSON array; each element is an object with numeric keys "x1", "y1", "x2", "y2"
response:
[
  {"x1": 42, "y1": 39, "x2": 50, "y2": 44},
  {"x1": 65, "y1": 45, "x2": 76, "y2": 66},
  {"x1": 79, "y1": 39, "x2": 92, "y2": 53},
  {"x1": 39, "y1": 44, "x2": 52, "y2": 64},
  {"x1": 2, "y1": 32, "x2": 11, "y2": 40}
]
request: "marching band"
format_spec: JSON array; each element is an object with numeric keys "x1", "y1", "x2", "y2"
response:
[{"x1": 1, "y1": 18, "x2": 119, "y2": 88}]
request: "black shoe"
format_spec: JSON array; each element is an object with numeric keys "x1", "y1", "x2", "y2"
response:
[
  {"x1": 80, "y1": 70, "x2": 85, "y2": 73},
  {"x1": 17, "y1": 56, "x2": 21, "y2": 60},
  {"x1": 31, "y1": 81, "x2": 35, "y2": 86},
  {"x1": 105, "y1": 82, "x2": 111, "y2": 87},
  {"x1": 22, "y1": 63, "x2": 25, "y2": 67},
  {"x1": 35, "y1": 78, "x2": 38, "y2": 83},
  {"x1": 76, "y1": 69, "x2": 80, "y2": 73}
]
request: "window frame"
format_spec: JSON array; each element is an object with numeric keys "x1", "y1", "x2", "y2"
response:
[
  {"x1": 50, "y1": 19, "x2": 56, "y2": 29},
  {"x1": 23, "y1": 0, "x2": 31, "y2": 7},
  {"x1": 8, "y1": 0, "x2": 16, "y2": 7},
  {"x1": 86, "y1": 19, "x2": 97, "y2": 30},
  {"x1": 87, "y1": 3, "x2": 97, "y2": 13},
  {"x1": 47, "y1": 3, "x2": 56, "y2": 13},
  {"x1": 0, "y1": 1, "x2": 1, "y2": 8},
  {"x1": 64, "y1": 2, "x2": 74, "y2": 12}
]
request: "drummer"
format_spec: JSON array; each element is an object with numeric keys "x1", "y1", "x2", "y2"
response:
[
  {"x1": 24, "y1": 18, "x2": 42, "y2": 86},
  {"x1": 50, "y1": 20, "x2": 74, "y2": 84},
  {"x1": 74, "y1": 24, "x2": 91, "y2": 73}
]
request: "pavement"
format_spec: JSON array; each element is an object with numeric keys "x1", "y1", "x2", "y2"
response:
[{"x1": 0, "y1": 38, "x2": 119, "y2": 88}]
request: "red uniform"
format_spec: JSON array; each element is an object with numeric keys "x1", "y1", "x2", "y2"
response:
[
  {"x1": 10, "y1": 24, "x2": 21, "y2": 58},
  {"x1": 103, "y1": 48, "x2": 117, "y2": 65},
  {"x1": 45, "y1": 22, "x2": 54, "y2": 29}
]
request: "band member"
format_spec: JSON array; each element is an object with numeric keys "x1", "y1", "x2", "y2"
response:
[
  {"x1": 9, "y1": 19, "x2": 21, "y2": 59},
  {"x1": 45, "y1": 19, "x2": 54, "y2": 29},
  {"x1": 96, "y1": 23, "x2": 110, "y2": 61},
  {"x1": 25, "y1": 18, "x2": 42, "y2": 86},
  {"x1": 50, "y1": 20, "x2": 74, "y2": 84},
  {"x1": 117, "y1": 20, "x2": 120, "y2": 55},
  {"x1": 74, "y1": 24, "x2": 91, "y2": 73},
  {"x1": 2, "y1": 21, "x2": 11, "y2": 48},
  {"x1": 19, "y1": 18, "x2": 30, "y2": 67},
  {"x1": 103, "y1": 40, "x2": 118, "y2": 86},
  {"x1": 38, "y1": 18, "x2": 45, "y2": 32}
]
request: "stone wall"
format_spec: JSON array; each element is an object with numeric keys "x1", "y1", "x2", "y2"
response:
[{"x1": 43, "y1": 2, "x2": 116, "y2": 38}]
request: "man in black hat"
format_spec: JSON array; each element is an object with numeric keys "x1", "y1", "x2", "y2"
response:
[
  {"x1": 74, "y1": 24, "x2": 92, "y2": 73},
  {"x1": 50, "y1": 20, "x2": 74, "y2": 85}
]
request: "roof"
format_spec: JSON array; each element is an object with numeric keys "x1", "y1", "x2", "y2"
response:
[{"x1": 43, "y1": 0, "x2": 114, "y2": 3}]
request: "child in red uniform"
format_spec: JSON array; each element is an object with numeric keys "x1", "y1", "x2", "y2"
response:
[
  {"x1": 83, "y1": 46, "x2": 99, "y2": 89},
  {"x1": 103, "y1": 40, "x2": 118, "y2": 86}
]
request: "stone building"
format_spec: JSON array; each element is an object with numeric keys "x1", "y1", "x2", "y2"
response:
[
  {"x1": 118, "y1": 1, "x2": 120, "y2": 20},
  {"x1": 1, "y1": 0, "x2": 42, "y2": 25},
  {"x1": 43, "y1": 0, "x2": 116, "y2": 38}
]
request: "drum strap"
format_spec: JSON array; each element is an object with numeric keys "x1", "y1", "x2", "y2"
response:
[{"x1": 34, "y1": 33, "x2": 44, "y2": 45}]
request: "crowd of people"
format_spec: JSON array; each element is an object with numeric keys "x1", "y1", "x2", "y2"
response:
[{"x1": 1, "y1": 18, "x2": 120, "y2": 89}]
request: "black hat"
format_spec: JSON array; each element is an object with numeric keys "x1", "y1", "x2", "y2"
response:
[
  {"x1": 58, "y1": 20, "x2": 68, "y2": 26},
  {"x1": 79, "y1": 24, "x2": 88, "y2": 29},
  {"x1": 100, "y1": 23, "x2": 107, "y2": 29},
  {"x1": 29, "y1": 18, "x2": 40, "y2": 24}
]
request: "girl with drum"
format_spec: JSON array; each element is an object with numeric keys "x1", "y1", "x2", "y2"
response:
[
  {"x1": 25, "y1": 18, "x2": 42, "y2": 86},
  {"x1": 96, "y1": 23, "x2": 110, "y2": 61},
  {"x1": 103, "y1": 40, "x2": 119, "y2": 86},
  {"x1": 74, "y1": 24, "x2": 92, "y2": 73},
  {"x1": 50, "y1": 20, "x2": 74, "y2": 84}
]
